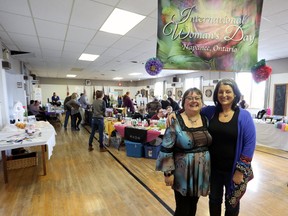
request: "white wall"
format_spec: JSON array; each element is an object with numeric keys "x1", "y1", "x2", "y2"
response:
[
  {"x1": 6, "y1": 73, "x2": 27, "y2": 117},
  {"x1": 39, "y1": 84, "x2": 141, "y2": 106}
]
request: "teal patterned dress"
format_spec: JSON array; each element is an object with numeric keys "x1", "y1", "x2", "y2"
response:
[{"x1": 156, "y1": 113, "x2": 212, "y2": 196}]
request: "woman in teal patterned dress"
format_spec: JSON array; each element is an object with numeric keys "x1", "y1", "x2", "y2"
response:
[{"x1": 156, "y1": 87, "x2": 212, "y2": 216}]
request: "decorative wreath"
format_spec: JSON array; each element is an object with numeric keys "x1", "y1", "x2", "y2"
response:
[
  {"x1": 145, "y1": 57, "x2": 163, "y2": 76},
  {"x1": 251, "y1": 59, "x2": 272, "y2": 83}
]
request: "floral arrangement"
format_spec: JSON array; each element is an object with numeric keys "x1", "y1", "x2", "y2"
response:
[
  {"x1": 251, "y1": 59, "x2": 272, "y2": 83},
  {"x1": 145, "y1": 57, "x2": 163, "y2": 76}
]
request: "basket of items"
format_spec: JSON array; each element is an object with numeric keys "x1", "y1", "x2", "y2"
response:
[{"x1": 7, "y1": 148, "x2": 38, "y2": 170}]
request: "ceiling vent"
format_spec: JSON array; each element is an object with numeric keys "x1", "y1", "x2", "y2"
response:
[{"x1": 10, "y1": 50, "x2": 35, "y2": 59}]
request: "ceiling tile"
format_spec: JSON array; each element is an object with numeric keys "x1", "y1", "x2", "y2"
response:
[
  {"x1": 29, "y1": 0, "x2": 73, "y2": 24},
  {"x1": 70, "y1": 0, "x2": 113, "y2": 30},
  {"x1": 0, "y1": 0, "x2": 31, "y2": 16},
  {"x1": 35, "y1": 19, "x2": 67, "y2": 40},
  {"x1": 66, "y1": 25, "x2": 96, "y2": 43},
  {"x1": 90, "y1": 31, "x2": 121, "y2": 47},
  {"x1": 0, "y1": 12, "x2": 36, "y2": 35},
  {"x1": 39, "y1": 37, "x2": 64, "y2": 50}
]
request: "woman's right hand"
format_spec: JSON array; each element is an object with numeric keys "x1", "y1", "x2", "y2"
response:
[
  {"x1": 166, "y1": 112, "x2": 176, "y2": 127},
  {"x1": 164, "y1": 175, "x2": 174, "y2": 187}
]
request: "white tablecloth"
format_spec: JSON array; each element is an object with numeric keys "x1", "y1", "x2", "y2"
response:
[
  {"x1": 0, "y1": 121, "x2": 56, "y2": 159},
  {"x1": 254, "y1": 119, "x2": 288, "y2": 151}
]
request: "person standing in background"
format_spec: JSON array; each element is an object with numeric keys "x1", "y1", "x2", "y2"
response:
[
  {"x1": 63, "y1": 94, "x2": 72, "y2": 130},
  {"x1": 117, "y1": 96, "x2": 122, "y2": 107},
  {"x1": 88, "y1": 90, "x2": 106, "y2": 152},
  {"x1": 122, "y1": 92, "x2": 135, "y2": 114},
  {"x1": 161, "y1": 94, "x2": 171, "y2": 109},
  {"x1": 156, "y1": 88, "x2": 212, "y2": 216},
  {"x1": 168, "y1": 96, "x2": 180, "y2": 112},
  {"x1": 78, "y1": 92, "x2": 91, "y2": 125},
  {"x1": 238, "y1": 95, "x2": 249, "y2": 109},
  {"x1": 66, "y1": 93, "x2": 82, "y2": 131}
]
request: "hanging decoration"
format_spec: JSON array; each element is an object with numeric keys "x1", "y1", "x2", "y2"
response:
[
  {"x1": 145, "y1": 57, "x2": 163, "y2": 76},
  {"x1": 251, "y1": 59, "x2": 272, "y2": 83}
]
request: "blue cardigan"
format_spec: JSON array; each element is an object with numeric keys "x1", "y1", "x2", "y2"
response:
[{"x1": 201, "y1": 106, "x2": 256, "y2": 193}]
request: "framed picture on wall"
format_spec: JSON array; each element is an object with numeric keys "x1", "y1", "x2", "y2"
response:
[
  {"x1": 149, "y1": 88, "x2": 154, "y2": 98},
  {"x1": 85, "y1": 80, "x2": 91, "y2": 86},
  {"x1": 203, "y1": 86, "x2": 214, "y2": 101},
  {"x1": 166, "y1": 88, "x2": 173, "y2": 97},
  {"x1": 175, "y1": 88, "x2": 183, "y2": 100}
]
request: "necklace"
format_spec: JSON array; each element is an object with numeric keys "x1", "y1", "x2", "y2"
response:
[
  {"x1": 185, "y1": 112, "x2": 199, "y2": 124},
  {"x1": 222, "y1": 110, "x2": 232, "y2": 118},
  {"x1": 223, "y1": 113, "x2": 229, "y2": 117}
]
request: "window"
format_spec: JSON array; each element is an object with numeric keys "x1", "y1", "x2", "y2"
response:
[
  {"x1": 154, "y1": 81, "x2": 163, "y2": 99},
  {"x1": 236, "y1": 72, "x2": 266, "y2": 109},
  {"x1": 184, "y1": 77, "x2": 201, "y2": 91}
]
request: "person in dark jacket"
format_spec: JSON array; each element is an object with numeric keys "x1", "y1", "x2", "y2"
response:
[
  {"x1": 161, "y1": 94, "x2": 171, "y2": 109},
  {"x1": 168, "y1": 97, "x2": 180, "y2": 111},
  {"x1": 63, "y1": 94, "x2": 72, "y2": 129},
  {"x1": 146, "y1": 96, "x2": 162, "y2": 118},
  {"x1": 122, "y1": 92, "x2": 135, "y2": 113}
]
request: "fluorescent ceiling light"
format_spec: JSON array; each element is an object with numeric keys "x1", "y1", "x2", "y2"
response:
[
  {"x1": 66, "y1": 74, "x2": 77, "y2": 78},
  {"x1": 113, "y1": 77, "x2": 123, "y2": 80},
  {"x1": 100, "y1": 8, "x2": 145, "y2": 35},
  {"x1": 79, "y1": 53, "x2": 99, "y2": 61},
  {"x1": 129, "y1": 72, "x2": 142, "y2": 76}
]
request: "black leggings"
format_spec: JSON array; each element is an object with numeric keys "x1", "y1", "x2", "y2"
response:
[{"x1": 174, "y1": 190, "x2": 199, "y2": 216}]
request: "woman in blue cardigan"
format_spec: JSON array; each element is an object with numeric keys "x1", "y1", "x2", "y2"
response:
[
  {"x1": 167, "y1": 78, "x2": 256, "y2": 216},
  {"x1": 201, "y1": 78, "x2": 255, "y2": 216}
]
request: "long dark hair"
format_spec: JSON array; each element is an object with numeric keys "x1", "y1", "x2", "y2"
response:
[
  {"x1": 213, "y1": 78, "x2": 241, "y2": 111},
  {"x1": 181, "y1": 87, "x2": 204, "y2": 108}
]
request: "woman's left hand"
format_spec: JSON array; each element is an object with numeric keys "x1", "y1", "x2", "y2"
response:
[
  {"x1": 164, "y1": 175, "x2": 174, "y2": 187},
  {"x1": 233, "y1": 170, "x2": 244, "y2": 184}
]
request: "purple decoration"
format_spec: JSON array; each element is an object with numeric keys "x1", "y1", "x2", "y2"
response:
[{"x1": 145, "y1": 57, "x2": 163, "y2": 76}]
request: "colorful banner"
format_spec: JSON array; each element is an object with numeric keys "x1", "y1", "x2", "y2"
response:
[{"x1": 157, "y1": 0, "x2": 263, "y2": 72}]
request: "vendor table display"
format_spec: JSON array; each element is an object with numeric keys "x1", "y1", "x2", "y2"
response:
[
  {"x1": 0, "y1": 121, "x2": 56, "y2": 183},
  {"x1": 45, "y1": 106, "x2": 64, "y2": 125},
  {"x1": 254, "y1": 119, "x2": 288, "y2": 151}
]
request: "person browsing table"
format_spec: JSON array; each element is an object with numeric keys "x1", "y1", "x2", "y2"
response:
[
  {"x1": 156, "y1": 87, "x2": 212, "y2": 216},
  {"x1": 88, "y1": 90, "x2": 106, "y2": 152}
]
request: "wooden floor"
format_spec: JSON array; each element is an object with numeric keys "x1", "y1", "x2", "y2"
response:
[{"x1": 1, "y1": 121, "x2": 288, "y2": 216}]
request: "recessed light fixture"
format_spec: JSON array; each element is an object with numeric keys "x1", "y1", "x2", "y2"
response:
[
  {"x1": 79, "y1": 53, "x2": 99, "y2": 61},
  {"x1": 66, "y1": 74, "x2": 77, "y2": 78},
  {"x1": 113, "y1": 77, "x2": 123, "y2": 80},
  {"x1": 100, "y1": 8, "x2": 145, "y2": 35},
  {"x1": 129, "y1": 72, "x2": 142, "y2": 76}
]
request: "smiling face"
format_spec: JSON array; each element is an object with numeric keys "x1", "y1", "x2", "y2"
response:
[
  {"x1": 217, "y1": 84, "x2": 236, "y2": 108},
  {"x1": 184, "y1": 91, "x2": 203, "y2": 114}
]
